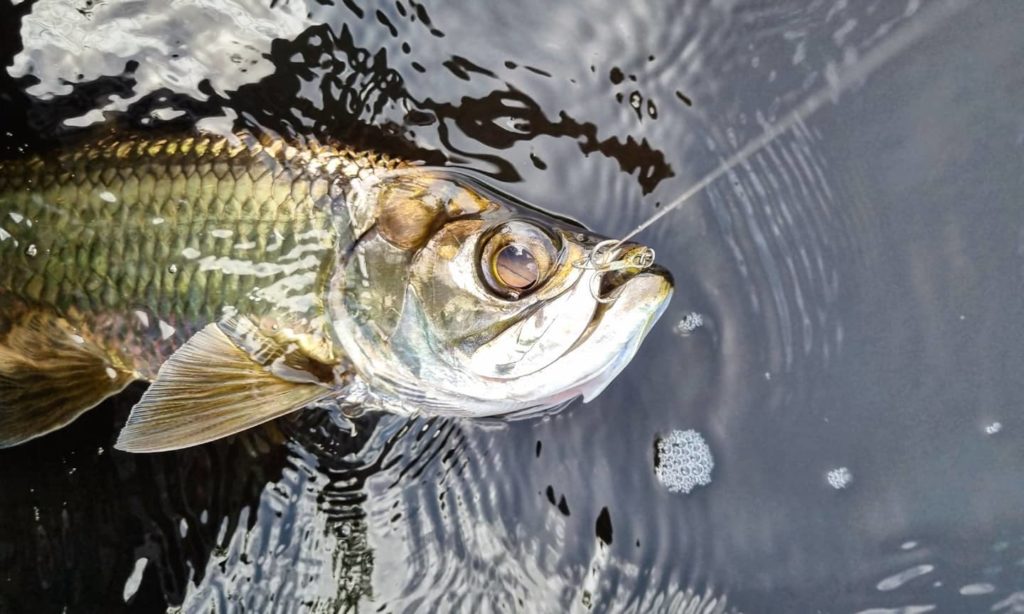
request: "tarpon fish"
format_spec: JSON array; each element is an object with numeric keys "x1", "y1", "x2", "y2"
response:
[{"x1": 0, "y1": 133, "x2": 672, "y2": 452}]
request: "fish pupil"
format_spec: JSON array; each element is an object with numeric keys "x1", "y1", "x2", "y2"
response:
[{"x1": 494, "y1": 244, "x2": 539, "y2": 290}]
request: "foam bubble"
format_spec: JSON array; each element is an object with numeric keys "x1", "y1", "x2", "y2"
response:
[
  {"x1": 655, "y1": 429, "x2": 714, "y2": 494},
  {"x1": 674, "y1": 312, "x2": 704, "y2": 336},
  {"x1": 826, "y1": 467, "x2": 852, "y2": 489}
]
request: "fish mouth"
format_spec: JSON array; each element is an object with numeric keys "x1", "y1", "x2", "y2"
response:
[
  {"x1": 564, "y1": 263, "x2": 673, "y2": 402},
  {"x1": 568, "y1": 259, "x2": 674, "y2": 357},
  {"x1": 598, "y1": 261, "x2": 674, "y2": 301},
  {"x1": 595, "y1": 263, "x2": 674, "y2": 324}
]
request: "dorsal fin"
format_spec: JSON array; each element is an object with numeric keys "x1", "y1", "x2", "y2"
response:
[
  {"x1": 0, "y1": 306, "x2": 135, "y2": 448},
  {"x1": 115, "y1": 317, "x2": 341, "y2": 453}
]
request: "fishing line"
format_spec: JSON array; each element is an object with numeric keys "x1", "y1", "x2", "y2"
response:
[{"x1": 611, "y1": 0, "x2": 972, "y2": 249}]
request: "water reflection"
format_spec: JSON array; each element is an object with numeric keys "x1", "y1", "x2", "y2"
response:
[
  {"x1": 1, "y1": 0, "x2": 1024, "y2": 611},
  {"x1": 0, "y1": 388, "x2": 295, "y2": 611},
  {"x1": 12, "y1": 0, "x2": 314, "y2": 101}
]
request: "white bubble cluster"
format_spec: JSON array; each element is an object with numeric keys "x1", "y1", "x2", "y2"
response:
[
  {"x1": 985, "y1": 422, "x2": 1002, "y2": 435},
  {"x1": 674, "y1": 312, "x2": 704, "y2": 336},
  {"x1": 655, "y1": 429, "x2": 714, "y2": 494},
  {"x1": 826, "y1": 467, "x2": 852, "y2": 489}
]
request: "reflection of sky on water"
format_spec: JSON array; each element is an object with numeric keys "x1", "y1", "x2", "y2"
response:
[
  {"x1": 11, "y1": 0, "x2": 313, "y2": 106},
  {"x1": 1, "y1": 0, "x2": 1024, "y2": 612}
]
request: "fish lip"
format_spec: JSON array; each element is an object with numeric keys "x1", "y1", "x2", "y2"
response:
[
  {"x1": 598, "y1": 262, "x2": 673, "y2": 299},
  {"x1": 604, "y1": 264, "x2": 673, "y2": 315},
  {"x1": 646, "y1": 263, "x2": 674, "y2": 286}
]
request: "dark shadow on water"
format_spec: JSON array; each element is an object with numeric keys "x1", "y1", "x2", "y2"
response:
[
  {"x1": 0, "y1": 385, "x2": 288, "y2": 611},
  {"x1": 0, "y1": 386, "x2": 392, "y2": 613}
]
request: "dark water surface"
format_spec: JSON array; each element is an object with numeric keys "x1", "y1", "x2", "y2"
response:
[{"x1": 2, "y1": 0, "x2": 1023, "y2": 612}]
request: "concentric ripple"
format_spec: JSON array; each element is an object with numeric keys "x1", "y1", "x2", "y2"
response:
[{"x1": 1, "y1": 0, "x2": 1023, "y2": 612}]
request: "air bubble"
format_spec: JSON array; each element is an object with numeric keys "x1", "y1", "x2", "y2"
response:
[
  {"x1": 826, "y1": 467, "x2": 852, "y2": 489},
  {"x1": 674, "y1": 312, "x2": 704, "y2": 335},
  {"x1": 654, "y1": 429, "x2": 714, "y2": 494}
]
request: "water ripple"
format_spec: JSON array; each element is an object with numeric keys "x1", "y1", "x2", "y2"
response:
[{"x1": 2, "y1": 0, "x2": 1023, "y2": 611}]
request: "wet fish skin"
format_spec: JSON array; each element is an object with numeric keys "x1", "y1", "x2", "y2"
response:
[
  {"x1": 0, "y1": 134, "x2": 398, "y2": 377},
  {"x1": 0, "y1": 133, "x2": 390, "y2": 450}
]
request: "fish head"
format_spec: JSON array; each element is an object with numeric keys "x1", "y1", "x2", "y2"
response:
[{"x1": 329, "y1": 169, "x2": 673, "y2": 417}]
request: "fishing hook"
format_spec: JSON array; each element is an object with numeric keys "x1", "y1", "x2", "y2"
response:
[{"x1": 572, "y1": 239, "x2": 656, "y2": 303}]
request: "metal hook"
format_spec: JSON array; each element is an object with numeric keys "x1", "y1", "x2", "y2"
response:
[
  {"x1": 572, "y1": 239, "x2": 656, "y2": 303},
  {"x1": 572, "y1": 239, "x2": 618, "y2": 271},
  {"x1": 628, "y1": 246, "x2": 656, "y2": 269},
  {"x1": 572, "y1": 239, "x2": 655, "y2": 272}
]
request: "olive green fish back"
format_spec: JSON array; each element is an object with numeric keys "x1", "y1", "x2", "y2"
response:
[{"x1": 0, "y1": 134, "x2": 390, "y2": 325}]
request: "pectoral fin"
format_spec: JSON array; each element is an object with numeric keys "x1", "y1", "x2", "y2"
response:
[
  {"x1": 115, "y1": 317, "x2": 340, "y2": 453},
  {"x1": 0, "y1": 307, "x2": 135, "y2": 448}
]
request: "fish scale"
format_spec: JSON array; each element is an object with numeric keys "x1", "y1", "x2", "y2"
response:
[{"x1": 0, "y1": 134, "x2": 398, "y2": 374}]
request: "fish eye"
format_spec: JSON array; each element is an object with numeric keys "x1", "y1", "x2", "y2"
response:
[{"x1": 480, "y1": 221, "x2": 560, "y2": 299}]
